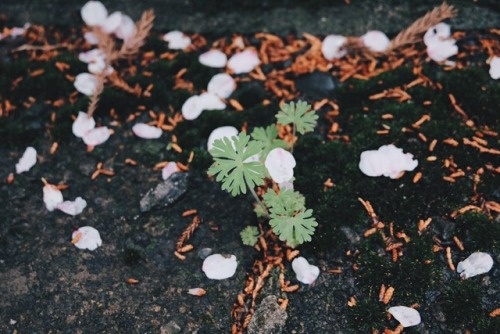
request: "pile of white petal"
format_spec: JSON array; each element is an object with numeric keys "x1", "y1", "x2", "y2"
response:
[
  {"x1": 72, "y1": 111, "x2": 111, "y2": 146},
  {"x1": 182, "y1": 73, "x2": 236, "y2": 120},
  {"x1": 43, "y1": 181, "x2": 87, "y2": 216},
  {"x1": 424, "y1": 23, "x2": 458, "y2": 63},
  {"x1": 359, "y1": 144, "x2": 418, "y2": 179}
]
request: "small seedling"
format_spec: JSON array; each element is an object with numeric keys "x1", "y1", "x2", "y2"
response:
[{"x1": 208, "y1": 100, "x2": 318, "y2": 248}]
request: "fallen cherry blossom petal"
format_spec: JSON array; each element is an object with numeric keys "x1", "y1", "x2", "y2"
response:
[
  {"x1": 199, "y1": 92, "x2": 226, "y2": 110},
  {"x1": 227, "y1": 49, "x2": 261, "y2": 74},
  {"x1": 457, "y1": 252, "x2": 494, "y2": 279},
  {"x1": 265, "y1": 148, "x2": 296, "y2": 183},
  {"x1": 132, "y1": 123, "x2": 163, "y2": 139},
  {"x1": 360, "y1": 30, "x2": 390, "y2": 53},
  {"x1": 424, "y1": 22, "x2": 451, "y2": 47},
  {"x1": 388, "y1": 306, "x2": 421, "y2": 327},
  {"x1": 162, "y1": 162, "x2": 180, "y2": 180},
  {"x1": 359, "y1": 144, "x2": 418, "y2": 179},
  {"x1": 163, "y1": 30, "x2": 192, "y2": 50},
  {"x1": 84, "y1": 31, "x2": 99, "y2": 44},
  {"x1": 15, "y1": 147, "x2": 37, "y2": 174},
  {"x1": 199, "y1": 49, "x2": 227, "y2": 68},
  {"x1": 187, "y1": 288, "x2": 207, "y2": 296},
  {"x1": 207, "y1": 126, "x2": 238, "y2": 151},
  {"x1": 489, "y1": 56, "x2": 500, "y2": 80},
  {"x1": 82, "y1": 127, "x2": 111, "y2": 146},
  {"x1": 72, "y1": 226, "x2": 102, "y2": 251},
  {"x1": 114, "y1": 14, "x2": 136, "y2": 40},
  {"x1": 207, "y1": 73, "x2": 236, "y2": 99},
  {"x1": 72, "y1": 111, "x2": 96, "y2": 138},
  {"x1": 78, "y1": 48, "x2": 104, "y2": 64},
  {"x1": 202, "y1": 254, "x2": 238, "y2": 280},
  {"x1": 81, "y1": 1, "x2": 108, "y2": 27},
  {"x1": 292, "y1": 257, "x2": 320, "y2": 285},
  {"x1": 182, "y1": 95, "x2": 204, "y2": 120},
  {"x1": 43, "y1": 184, "x2": 64, "y2": 212},
  {"x1": 322, "y1": 34, "x2": 347, "y2": 60},
  {"x1": 427, "y1": 39, "x2": 458, "y2": 62},
  {"x1": 101, "y1": 11, "x2": 123, "y2": 34},
  {"x1": 57, "y1": 197, "x2": 87, "y2": 216},
  {"x1": 74, "y1": 72, "x2": 99, "y2": 96}
]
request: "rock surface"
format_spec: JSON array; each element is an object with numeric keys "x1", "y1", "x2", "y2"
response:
[
  {"x1": 247, "y1": 295, "x2": 288, "y2": 334},
  {"x1": 139, "y1": 172, "x2": 188, "y2": 212}
]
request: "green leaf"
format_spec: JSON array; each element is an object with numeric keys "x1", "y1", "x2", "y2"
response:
[
  {"x1": 263, "y1": 189, "x2": 316, "y2": 248},
  {"x1": 240, "y1": 226, "x2": 259, "y2": 246},
  {"x1": 251, "y1": 125, "x2": 288, "y2": 160},
  {"x1": 208, "y1": 133, "x2": 266, "y2": 196},
  {"x1": 276, "y1": 100, "x2": 318, "y2": 135},
  {"x1": 269, "y1": 209, "x2": 318, "y2": 248},
  {"x1": 263, "y1": 189, "x2": 306, "y2": 217}
]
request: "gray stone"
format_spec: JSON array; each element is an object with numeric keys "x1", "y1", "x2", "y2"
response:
[
  {"x1": 247, "y1": 295, "x2": 287, "y2": 334},
  {"x1": 295, "y1": 71, "x2": 336, "y2": 100},
  {"x1": 139, "y1": 172, "x2": 188, "y2": 212}
]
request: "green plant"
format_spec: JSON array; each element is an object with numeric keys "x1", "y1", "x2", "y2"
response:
[
  {"x1": 240, "y1": 226, "x2": 260, "y2": 246},
  {"x1": 208, "y1": 100, "x2": 318, "y2": 248},
  {"x1": 276, "y1": 100, "x2": 318, "y2": 152}
]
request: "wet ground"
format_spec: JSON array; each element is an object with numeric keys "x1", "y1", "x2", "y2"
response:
[{"x1": 1, "y1": 1, "x2": 500, "y2": 334}]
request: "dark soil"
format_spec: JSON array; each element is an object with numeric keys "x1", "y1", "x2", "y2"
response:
[{"x1": 1, "y1": 2, "x2": 500, "y2": 334}]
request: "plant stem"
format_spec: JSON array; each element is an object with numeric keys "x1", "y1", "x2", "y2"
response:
[
  {"x1": 290, "y1": 122, "x2": 296, "y2": 154},
  {"x1": 249, "y1": 186, "x2": 269, "y2": 219}
]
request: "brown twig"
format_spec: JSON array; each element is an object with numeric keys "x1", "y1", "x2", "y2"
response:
[
  {"x1": 176, "y1": 215, "x2": 201, "y2": 253},
  {"x1": 114, "y1": 9, "x2": 155, "y2": 60},
  {"x1": 388, "y1": 2, "x2": 457, "y2": 52},
  {"x1": 87, "y1": 74, "x2": 105, "y2": 117}
]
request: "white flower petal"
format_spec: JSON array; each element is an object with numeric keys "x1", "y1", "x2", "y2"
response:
[
  {"x1": 360, "y1": 30, "x2": 390, "y2": 53},
  {"x1": 74, "y1": 73, "x2": 99, "y2": 96},
  {"x1": 114, "y1": 14, "x2": 136, "y2": 40},
  {"x1": 78, "y1": 48, "x2": 104, "y2": 64},
  {"x1": 207, "y1": 126, "x2": 238, "y2": 151},
  {"x1": 187, "y1": 288, "x2": 207, "y2": 296},
  {"x1": 427, "y1": 39, "x2": 458, "y2": 62},
  {"x1": 163, "y1": 30, "x2": 191, "y2": 50},
  {"x1": 388, "y1": 306, "x2": 421, "y2": 328},
  {"x1": 43, "y1": 184, "x2": 64, "y2": 212},
  {"x1": 84, "y1": 31, "x2": 99, "y2": 45},
  {"x1": 72, "y1": 112, "x2": 96, "y2": 138},
  {"x1": 202, "y1": 254, "x2": 238, "y2": 280},
  {"x1": 322, "y1": 34, "x2": 347, "y2": 60},
  {"x1": 359, "y1": 144, "x2": 418, "y2": 179},
  {"x1": 265, "y1": 148, "x2": 296, "y2": 183},
  {"x1": 101, "y1": 11, "x2": 122, "y2": 34},
  {"x1": 81, "y1": 1, "x2": 108, "y2": 27},
  {"x1": 424, "y1": 22, "x2": 451, "y2": 47},
  {"x1": 292, "y1": 257, "x2": 320, "y2": 285},
  {"x1": 207, "y1": 73, "x2": 236, "y2": 99},
  {"x1": 162, "y1": 162, "x2": 180, "y2": 180},
  {"x1": 227, "y1": 49, "x2": 261, "y2": 74},
  {"x1": 489, "y1": 56, "x2": 500, "y2": 80},
  {"x1": 199, "y1": 50, "x2": 227, "y2": 68},
  {"x1": 132, "y1": 123, "x2": 163, "y2": 139},
  {"x1": 82, "y1": 126, "x2": 111, "y2": 146},
  {"x1": 182, "y1": 95, "x2": 204, "y2": 120},
  {"x1": 457, "y1": 252, "x2": 494, "y2": 279},
  {"x1": 15, "y1": 147, "x2": 37, "y2": 174},
  {"x1": 72, "y1": 226, "x2": 102, "y2": 251},
  {"x1": 199, "y1": 92, "x2": 226, "y2": 110},
  {"x1": 57, "y1": 197, "x2": 87, "y2": 216}
]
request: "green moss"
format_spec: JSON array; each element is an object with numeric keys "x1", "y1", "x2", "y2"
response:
[
  {"x1": 441, "y1": 280, "x2": 494, "y2": 332},
  {"x1": 455, "y1": 212, "x2": 500, "y2": 252},
  {"x1": 346, "y1": 297, "x2": 386, "y2": 333}
]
